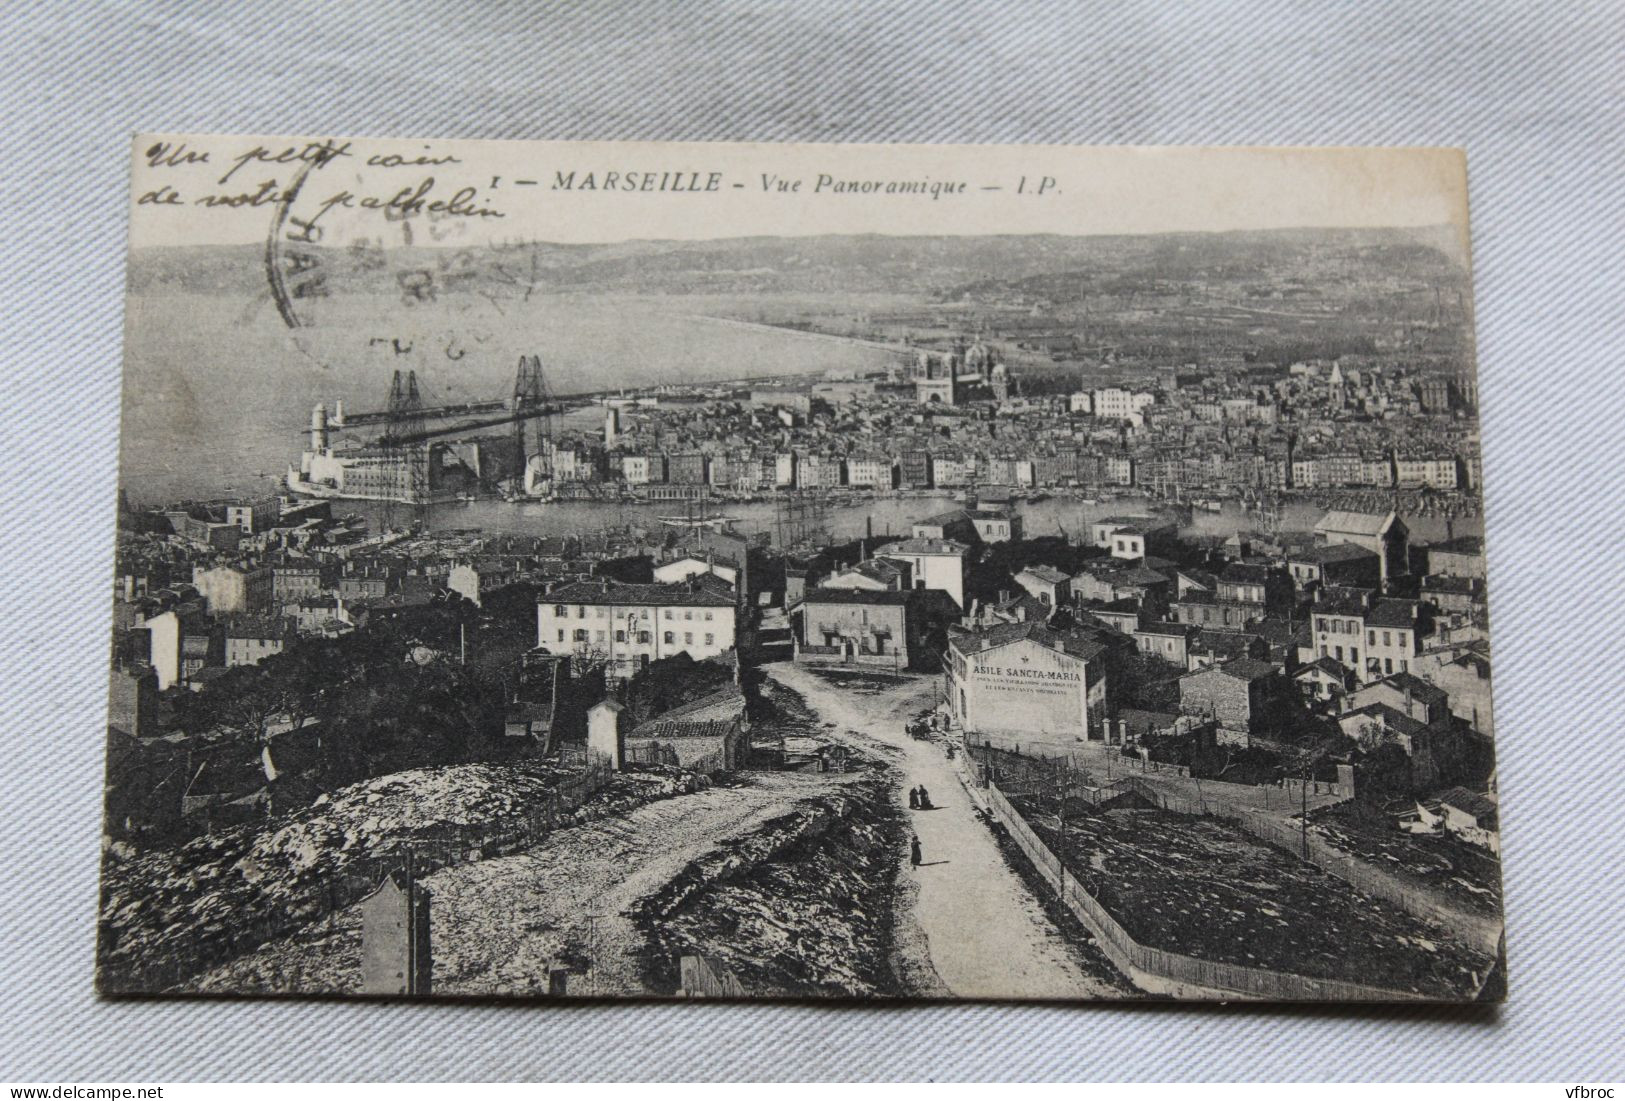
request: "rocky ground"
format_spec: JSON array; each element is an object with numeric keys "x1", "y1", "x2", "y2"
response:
[
  {"x1": 1307, "y1": 800, "x2": 1503, "y2": 916},
  {"x1": 629, "y1": 774, "x2": 909, "y2": 998},
  {"x1": 101, "y1": 760, "x2": 707, "y2": 993},
  {"x1": 188, "y1": 765, "x2": 873, "y2": 996}
]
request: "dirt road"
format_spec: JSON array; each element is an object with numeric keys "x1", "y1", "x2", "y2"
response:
[
  {"x1": 426, "y1": 769, "x2": 851, "y2": 996},
  {"x1": 196, "y1": 768, "x2": 853, "y2": 997},
  {"x1": 763, "y1": 662, "x2": 1123, "y2": 999},
  {"x1": 200, "y1": 665, "x2": 1121, "y2": 999}
]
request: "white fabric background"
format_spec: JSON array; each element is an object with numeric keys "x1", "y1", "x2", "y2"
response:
[{"x1": 1, "y1": 0, "x2": 1621, "y2": 1082}]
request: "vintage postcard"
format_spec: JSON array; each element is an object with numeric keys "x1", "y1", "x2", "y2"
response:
[{"x1": 100, "y1": 136, "x2": 1503, "y2": 1001}]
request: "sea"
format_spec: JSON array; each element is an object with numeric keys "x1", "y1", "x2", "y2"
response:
[
  {"x1": 118, "y1": 289, "x2": 903, "y2": 499},
  {"x1": 347, "y1": 493, "x2": 1476, "y2": 550}
]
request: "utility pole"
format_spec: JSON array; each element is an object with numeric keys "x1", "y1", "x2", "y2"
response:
[
  {"x1": 1295, "y1": 739, "x2": 1330, "y2": 859},
  {"x1": 1301, "y1": 757, "x2": 1310, "y2": 859},
  {"x1": 1054, "y1": 761, "x2": 1069, "y2": 901}
]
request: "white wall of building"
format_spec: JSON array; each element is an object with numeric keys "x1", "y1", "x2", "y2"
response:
[{"x1": 538, "y1": 597, "x2": 737, "y2": 680}]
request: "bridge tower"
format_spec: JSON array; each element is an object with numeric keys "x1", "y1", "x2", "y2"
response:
[
  {"x1": 380, "y1": 369, "x2": 430, "y2": 530},
  {"x1": 513, "y1": 354, "x2": 554, "y2": 493}
]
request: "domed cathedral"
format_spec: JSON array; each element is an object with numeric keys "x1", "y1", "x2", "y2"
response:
[
  {"x1": 913, "y1": 332, "x2": 1014, "y2": 406},
  {"x1": 960, "y1": 335, "x2": 995, "y2": 380}
]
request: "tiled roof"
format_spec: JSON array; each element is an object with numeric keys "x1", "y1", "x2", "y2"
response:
[
  {"x1": 1219, "y1": 563, "x2": 1275, "y2": 583},
  {"x1": 832, "y1": 560, "x2": 903, "y2": 583},
  {"x1": 880, "y1": 537, "x2": 969, "y2": 555},
  {"x1": 803, "y1": 588, "x2": 911, "y2": 606},
  {"x1": 1186, "y1": 656, "x2": 1277, "y2": 682},
  {"x1": 1364, "y1": 600, "x2": 1419, "y2": 628},
  {"x1": 1135, "y1": 621, "x2": 1191, "y2": 638},
  {"x1": 1019, "y1": 565, "x2": 1070, "y2": 585},
  {"x1": 1315, "y1": 592, "x2": 1371, "y2": 617},
  {"x1": 1360, "y1": 671, "x2": 1448, "y2": 705},
  {"x1": 1252, "y1": 617, "x2": 1310, "y2": 644},
  {"x1": 645, "y1": 684, "x2": 746, "y2": 725},
  {"x1": 224, "y1": 616, "x2": 291, "y2": 640},
  {"x1": 1433, "y1": 786, "x2": 1498, "y2": 825},
  {"x1": 548, "y1": 580, "x2": 735, "y2": 608},
  {"x1": 1296, "y1": 656, "x2": 1351, "y2": 677},
  {"x1": 1421, "y1": 575, "x2": 1480, "y2": 594},
  {"x1": 629, "y1": 719, "x2": 739, "y2": 741},
  {"x1": 1290, "y1": 542, "x2": 1379, "y2": 565},
  {"x1": 951, "y1": 618, "x2": 1110, "y2": 662},
  {"x1": 1428, "y1": 536, "x2": 1484, "y2": 556},
  {"x1": 1343, "y1": 702, "x2": 1428, "y2": 738},
  {"x1": 1314, "y1": 510, "x2": 1398, "y2": 537}
]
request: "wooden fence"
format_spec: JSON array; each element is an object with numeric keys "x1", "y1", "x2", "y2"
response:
[
  {"x1": 679, "y1": 953, "x2": 747, "y2": 998},
  {"x1": 984, "y1": 781, "x2": 1431, "y2": 1001},
  {"x1": 964, "y1": 734, "x2": 1191, "y2": 777}
]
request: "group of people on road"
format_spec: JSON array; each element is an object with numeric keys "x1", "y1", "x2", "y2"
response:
[{"x1": 909, "y1": 784, "x2": 935, "y2": 866}]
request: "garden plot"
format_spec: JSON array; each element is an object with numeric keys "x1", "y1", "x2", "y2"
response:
[
  {"x1": 1307, "y1": 801, "x2": 1502, "y2": 916},
  {"x1": 1011, "y1": 798, "x2": 1492, "y2": 998}
]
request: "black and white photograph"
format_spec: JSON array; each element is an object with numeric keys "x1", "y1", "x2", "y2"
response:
[{"x1": 95, "y1": 136, "x2": 1505, "y2": 1002}]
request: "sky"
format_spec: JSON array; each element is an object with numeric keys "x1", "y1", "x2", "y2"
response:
[{"x1": 127, "y1": 135, "x2": 1471, "y2": 262}]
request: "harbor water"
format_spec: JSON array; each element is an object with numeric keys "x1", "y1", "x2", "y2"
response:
[{"x1": 344, "y1": 491, "x2": 1481, "y2": 549}]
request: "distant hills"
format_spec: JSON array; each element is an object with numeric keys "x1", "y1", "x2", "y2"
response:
[{"x1": 126, "y1": 226, "x2": 1465, "y2": 300}]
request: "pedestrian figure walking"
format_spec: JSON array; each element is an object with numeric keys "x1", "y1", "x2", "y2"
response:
[
  {"x1": 919, "y1": 786, "x2": 933, "y2": 810},
  {"x1": 908, "y1": 786, "x2": 920, "y2": 810},
  {"x1": 910, "y1": 836, "x2": 923, "y2": 866}
]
